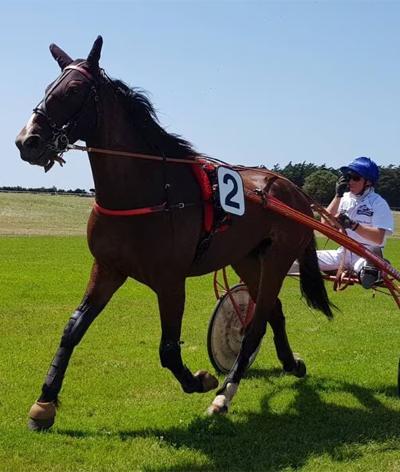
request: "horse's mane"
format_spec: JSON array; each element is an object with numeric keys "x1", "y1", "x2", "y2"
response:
[{"x1": 104, "y1": 74, "x2": 197, "y2": 159}]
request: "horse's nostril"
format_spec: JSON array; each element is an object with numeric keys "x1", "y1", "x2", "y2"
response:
[{"x1": 24, "y1": 135, "x2": 42, "y2": 150}]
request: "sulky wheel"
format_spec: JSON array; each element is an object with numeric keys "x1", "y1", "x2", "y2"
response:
[{"x1": 207, "y1": 283, "x2": 260, "y2": 374}]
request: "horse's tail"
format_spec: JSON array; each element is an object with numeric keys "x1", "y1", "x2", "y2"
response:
[{"x1": 298, "y1": 235, "x2": 334, "y2": 318}]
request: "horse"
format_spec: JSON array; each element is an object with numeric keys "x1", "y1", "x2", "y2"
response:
[{"x1": 15, "y1": 36, "x2": 333, "y2": 431}]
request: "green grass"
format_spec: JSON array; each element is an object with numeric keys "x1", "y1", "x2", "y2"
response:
[
  {"x1": 0, "y1": 192, "x2": 92, "y2": 235},
  {"x1": 1, "y1": 194, "x2": 400, "y2": 471},
  {"x1": 1, "y1": 239, "x2": 400, "y2": 471}
]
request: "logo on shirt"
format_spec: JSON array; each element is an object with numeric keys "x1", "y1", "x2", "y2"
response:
[{"x1": 356, "y1": 204, "x2": 373, "y2": 217}]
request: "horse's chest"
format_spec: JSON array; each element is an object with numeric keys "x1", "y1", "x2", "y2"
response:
[{"x1": 87, "y1": 210, "x2": 201, "y2": 281}]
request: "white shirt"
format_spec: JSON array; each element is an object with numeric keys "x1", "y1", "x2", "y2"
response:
[{"x1": 339, "y1": 188, "x2": 394, "y2": 248}]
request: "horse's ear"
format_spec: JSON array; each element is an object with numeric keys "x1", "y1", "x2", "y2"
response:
[
  {"x1": 49, "y1": 44, "x2": 73, "y2": 70},
  {"x1": 87, "y1": 36, "x2": 103, "y2": 67}
]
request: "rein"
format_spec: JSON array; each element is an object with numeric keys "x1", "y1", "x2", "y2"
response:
[
  {"x1": 66, "y1": 144, "x2": 211, "y2": 218},
  {"x1": 37, "y1": 64, "x2": 204, "y2": 217},
  {"x1": 67, "y1": 144, "x2": 203, "y2": 166}
]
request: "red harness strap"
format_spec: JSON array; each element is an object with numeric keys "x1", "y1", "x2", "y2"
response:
[
  {"x1": 93, "y1": 201, "x2": 167, "y2": 216},
  {"x1": 92, "y1": 161, "x2": 216, "y2": 234},
  {"x1": 191, "y1": 162, "x2": 214, "y2": 233}
]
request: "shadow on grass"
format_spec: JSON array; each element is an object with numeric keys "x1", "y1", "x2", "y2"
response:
[
  {"x1": 242, "y1": 367, "x2": 284, "y2": 379},
  {"x1": 59, "y1": 374, "x2": 400, "y2": 471}
]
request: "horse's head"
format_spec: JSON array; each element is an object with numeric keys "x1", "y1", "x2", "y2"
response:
[{"x1": 15, "y1": 36, "x2": 103, "y2": 171}]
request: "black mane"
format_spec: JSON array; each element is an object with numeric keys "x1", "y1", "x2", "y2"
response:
[{"x1": 105, "y1": 76, "x2": 197, "y2": 159}]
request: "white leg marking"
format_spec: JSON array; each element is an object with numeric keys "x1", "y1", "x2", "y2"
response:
[{"x1": 207, "y1": 382, "x2": 238, "y2": 415}]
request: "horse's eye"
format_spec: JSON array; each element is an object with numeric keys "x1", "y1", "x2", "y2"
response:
[
  {"x1": 65, "y1": 86, "x2": 78, "y2": 97},
  {"x1": 65, "y1": 80, "x2": 83, "y2": 97}
]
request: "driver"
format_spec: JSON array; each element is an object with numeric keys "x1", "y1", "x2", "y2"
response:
[{"x1": 289, "y1": 157, "x2": 394, "y2": 289}]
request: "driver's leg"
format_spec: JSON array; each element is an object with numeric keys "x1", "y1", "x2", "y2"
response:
[{"x1": 288, "y1": 248, "x2": 343, "y2": 274}]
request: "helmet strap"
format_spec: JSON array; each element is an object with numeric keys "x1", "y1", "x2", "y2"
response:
[{"x1": 356, "y1": 182, "x2": 372, "y2": 197}]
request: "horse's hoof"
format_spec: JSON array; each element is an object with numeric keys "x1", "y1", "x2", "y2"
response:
[
  {"x1": 28, "y1": 401, "x2": 56, "y2": 431},
  {"x1": 284, "y1": 358, "x2": 307, "y2": 378},
  {"x1": 206, "y1": 395, "x2": 229, "y2": 416},
  {"x1": 194, "y1": 370, "x2": 219, "y2": 392},
  {"x1": 206, "y1": 404, "x2": 228, "y2": 416},
  {"x1": 293, "y1": 359, "x2": 306, "y2": 378},
  {"x1": 28, "y1": 417, "x2": 55, "y2": 431}
]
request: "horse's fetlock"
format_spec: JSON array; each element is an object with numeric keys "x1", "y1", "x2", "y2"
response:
[
  {"x1": 39, "y1": 384, "x2": 60, "y2": 403},
  {"x1": 283, "y1": 357, "x2": 307, "y2": 378},
  {"x1": 181, "y1": 373, "x2": 202, "y2": 394},
  {"x1": 178, "y1": 365, "x2": 207, "y2": 393}
]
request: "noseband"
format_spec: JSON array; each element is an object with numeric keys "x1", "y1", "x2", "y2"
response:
[{"x1": 33, "y1": 62, "x2": 98, "y2": 161}]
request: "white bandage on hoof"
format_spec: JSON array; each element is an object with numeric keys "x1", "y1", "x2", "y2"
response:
[
  {"x1": 206, "y1": 382, "x2": 238, "y2": 415},
  {"x1": 207, "y1": 395, "x2": 228, "y2": 415}
]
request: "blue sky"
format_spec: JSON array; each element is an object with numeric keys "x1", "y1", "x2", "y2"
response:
[{"x1": 2, "y1": 1, "x2": 400, "y2": 190}]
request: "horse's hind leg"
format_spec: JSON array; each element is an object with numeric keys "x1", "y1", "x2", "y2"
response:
[
  {"x1": 269, "y1": 299, "x2": 306, "y2": 377},
  {"x1": 208, "y1": 246, "x2": 299, "y2": 415},
  {"x1": 231, "y1": 256, "x2": 305, "y2": 376},
  {"x1": 28, "y1": 262, "x2": 127, "y2": 431}
]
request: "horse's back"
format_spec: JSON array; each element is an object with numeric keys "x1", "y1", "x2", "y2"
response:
[{"x1": 189, "y1": 168, "x2": 313, "y2": 276}]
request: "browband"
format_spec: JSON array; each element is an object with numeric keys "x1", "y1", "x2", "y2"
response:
[{"x1": 64, "y1": 63, "x2": 94, "y2": 82}]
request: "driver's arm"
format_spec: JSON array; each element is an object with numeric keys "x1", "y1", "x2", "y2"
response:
[{"x1": 352, "y1": 225, "x2": 386, "y2": 245}]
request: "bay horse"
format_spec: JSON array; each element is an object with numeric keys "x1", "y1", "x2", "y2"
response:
[{"x1": 15, "y1": 36, "x2": 333, "y2": 431}]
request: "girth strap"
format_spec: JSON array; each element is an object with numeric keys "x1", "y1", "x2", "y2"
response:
[{"x1": 93, "y1": 201, "x2": 167, "y2": 216}]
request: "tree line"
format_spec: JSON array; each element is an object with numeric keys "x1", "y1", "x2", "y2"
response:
[
  {"x1": 272, "y1": 162, "x2": 400, "y2": 209},
  {"x1": 0, "y1": 186, "x2": 92, "y2": 195},
  {"x1": 1, "y1": 162, "x2": 399, "y2": 208}
]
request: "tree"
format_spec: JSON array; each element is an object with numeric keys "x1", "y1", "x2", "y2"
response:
[
  {"x1": 303, "y1": 169, "x2": 337, "y2": 205},
  {"x1": 377, "y1": 166, "x2": 400, "y2": 209},
  {"x1": 278, "y1": 161, "x2": 319, "y2": 187}
]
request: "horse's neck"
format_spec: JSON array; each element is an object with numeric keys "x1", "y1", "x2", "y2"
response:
[{"x1": 86, "y1": 95, "x2": 196, "y2": 210}]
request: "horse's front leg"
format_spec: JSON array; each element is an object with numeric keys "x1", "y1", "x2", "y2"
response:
[
  {"x1": 157, "y1": 283, "x2": 218, "y2": 394},
  {"x1": 28, "y1": 262, "x2": 127, "y2": 431}
]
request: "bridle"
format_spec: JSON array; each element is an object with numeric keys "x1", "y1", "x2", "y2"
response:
[
  {"x1": 32, "y1": 62, "x2": 99, "y2": 169},
  {"x1": 33, "y1": 61, "x2": 206, "y2": 170}
]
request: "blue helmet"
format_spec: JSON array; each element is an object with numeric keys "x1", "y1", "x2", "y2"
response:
[{"x1": 340, "y1": 156, "x2": 379, "y2": 184}]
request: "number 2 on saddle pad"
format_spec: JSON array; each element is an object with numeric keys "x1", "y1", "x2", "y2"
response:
[{"x1": 217, "y1": 167, "x2": 245, "y2": 216}]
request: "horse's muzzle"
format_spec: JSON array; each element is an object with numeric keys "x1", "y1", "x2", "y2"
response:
[{"x1": 15, "y1": 130, "x2": 54, "y2": 167}]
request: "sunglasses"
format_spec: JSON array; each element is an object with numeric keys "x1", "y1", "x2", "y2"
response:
[{"x1": 346, "y1": 173, "x2": 362, "y2": 182}]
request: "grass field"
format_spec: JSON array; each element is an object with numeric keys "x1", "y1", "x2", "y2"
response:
[
  {"x1": 1, "y1": 193, "x2": 400, "y2": 471},
  {"x1": 0, "y1": 192, "x2": 92, "y2": 235}
]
